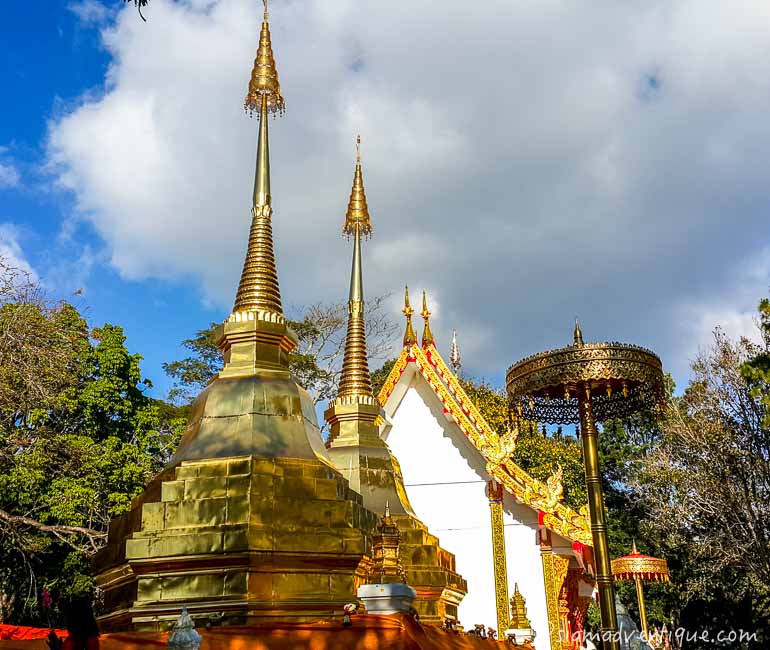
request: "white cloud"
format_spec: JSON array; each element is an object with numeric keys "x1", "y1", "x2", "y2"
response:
[
  {"x1": 46, "y1": 0, "x2": 770, "y2": 388},
  {"x1": 68, "y1": 0, "x2": 109, "y2": 26},
  {"x1": 679, "y1": 247, "x2": 770, "y2": 375},
  {"x1": 0, "y1": 225, "x2": 38, "y2": 282},
  {"x1": 0, "y1": 163, "x2": 20, "y2": 189}
]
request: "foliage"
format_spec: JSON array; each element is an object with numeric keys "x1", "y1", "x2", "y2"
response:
[
  {"x1": 163, "y1": 297, "x2": 397, "y2": 406},
  {"x1": 742, "y1": 296, "x2": 770, "y2": 428},
  {"x1": 634, "y1": 323, "x2": 770, "y2": 643},
  {"x1": 371, "y1": 358, "x2": 397, "y2": 397},
  {"x1": 459, "y1": 379, "x2": 588, "y2": 510},
  {"x1": 122, "y1": 0, "x2": 149, "y2": 21},
  {"x1": 0, "y1": 262, "x2": 184, "y2": 625}
]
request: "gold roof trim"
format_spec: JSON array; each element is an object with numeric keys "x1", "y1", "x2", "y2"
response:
[{"x1": 377, "y1": 342, "x2": 592, "y2": 546}]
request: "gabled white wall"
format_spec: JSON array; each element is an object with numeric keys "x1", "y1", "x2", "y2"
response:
[{"x1": 383, "y1": 375, "x2": 551, "y2": 649}]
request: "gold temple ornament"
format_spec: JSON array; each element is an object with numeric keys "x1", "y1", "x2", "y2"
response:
[
  {"x1": 506, "y1": 324, "x2": 666, "y2": 650},
  {"x1": 402, "y1": 285, "x2": 418, "y2": 346}
]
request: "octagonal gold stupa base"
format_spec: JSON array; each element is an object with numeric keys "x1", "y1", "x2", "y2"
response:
[{"x1": 93, "y1": 455, "x2": 377, "y2": 632}]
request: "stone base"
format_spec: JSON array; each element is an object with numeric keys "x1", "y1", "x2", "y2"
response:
[
  {"x1": 357, "y1": 584, "x2": 417, "y2": 615},
  {"x1": 504, "y1": 627, "x2": 536, "y2": 644},
  {"x1": 93, "y1": 456, "x2": 378, "y2": 631}
]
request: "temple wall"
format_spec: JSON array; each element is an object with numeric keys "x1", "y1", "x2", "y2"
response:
[{"x1": 383, "y1": 377, "x2": 551, "y2": 648}]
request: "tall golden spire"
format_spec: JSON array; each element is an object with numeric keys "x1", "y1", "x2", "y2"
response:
[
  {"x1": 402, "y1": 286, "x2": 417, "y2": 347},
  {"x1": 233, "y1": 0, "x2": 285, "y2": 316},
  {"x1": 421, "y1": 291, "x2": 435, "y2": 347},
  {"x1": 336, "y1": 136, "x2": 375, "y2": 403}
]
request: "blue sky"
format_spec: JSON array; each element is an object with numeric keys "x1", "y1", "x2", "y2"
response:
[
  {"x1": 2, "y1": 0, "x2": 770, "y2": 405},
  {"x1": 1, "y1": 1, "x2": 221, "y2": 399}
]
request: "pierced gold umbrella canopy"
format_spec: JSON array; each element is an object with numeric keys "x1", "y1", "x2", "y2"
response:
[
  {"x1": 506, "y1": 323, "x2": 666, "y2": 650},
  {"x1": 612, "y1": 542, "x2": 670, "y2": 638}
]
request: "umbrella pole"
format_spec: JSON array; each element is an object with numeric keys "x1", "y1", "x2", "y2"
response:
[{"x1": 634, "y1": 575, "x2": 648, "y2": 639}]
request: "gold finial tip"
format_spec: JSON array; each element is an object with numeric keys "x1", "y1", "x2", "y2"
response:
[
  {"x1": 402, "y1": 285, "x2": 417, "y2": 346},
  {"x1": 244, "y1": 1, "x2": 285, "y2": 116},
  {"x1": 420, "y1": 290, "x2": 434, "y2": 347},
  {"x1": 631, "y1": 540, "x2": 639, "y2": 554},
  {"x1": 421, "y1": 290, "x2": 430, "y2": 317},
  {"x1": 343, "y1": 134, "x2": 371, "y2": 237},
  {"x1": 573, "y1": 317, "x2": 584, "y2": 346}
]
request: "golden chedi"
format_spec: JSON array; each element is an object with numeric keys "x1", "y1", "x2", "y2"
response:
[
  {"x1": 92, "y1": 3, "x2": 377, "y2": 631},
  {"x1": 324, "y1": 140, "x2": 467, "y2": 624}
]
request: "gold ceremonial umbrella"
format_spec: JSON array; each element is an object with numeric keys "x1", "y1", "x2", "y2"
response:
[
  {"x1": 506, "y1": 322, "x2": 666, "y2": 650},
  {"x1": 612, "y1": 542, "x2": 670, "y2": 638}
]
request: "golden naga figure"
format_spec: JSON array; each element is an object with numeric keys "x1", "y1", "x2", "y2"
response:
[
  {"x1": 536, "y1": 463, "x2": 564, "y2": 512},
  {"x1": 483, "y1": 421, "x2": 520, "y2": 473}
]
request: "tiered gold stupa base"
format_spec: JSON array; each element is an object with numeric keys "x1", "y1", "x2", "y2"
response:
[
  {"x1": 325, "y1": 401, "x2": 467, "y2": 625},
  {"x1": 394, "y1": 516, "x2": 467, "y2": 624},
  {"x1": 93, "y1": 455, "x2": 377, "y2": 632}
]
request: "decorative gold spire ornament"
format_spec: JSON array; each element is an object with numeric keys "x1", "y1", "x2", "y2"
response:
[
  {"x1": 509, "y1": 583, "x2": 532, "y2": 629},
  {"x1": 402, "y1": 286, "x2": 418, "y2": 346},
  {"x1": 573, "y1": 318, "x2": 584, "y2": 347},
  {"x1": 421, "y1": 291, "x2": 435, "y2": 347},
  {"x1": 343, "y1": 136, "x2": 372, "y2": 238},
  {"x1": 369, "y1": 502, "x2": 407, "y2": 584},
  {"x1": 336, "y1": 136, "x2": 376, "y2": 404},
  {"x1": 244, "y1": 0, "x2": 284, "y2": 115}
]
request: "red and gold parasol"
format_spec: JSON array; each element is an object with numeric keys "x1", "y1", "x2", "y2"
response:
[{"x1": 611, "y1": 542, "x2": 669, "y2": 637}]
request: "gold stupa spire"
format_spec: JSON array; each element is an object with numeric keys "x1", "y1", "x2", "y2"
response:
[
  {"x1": 573, "y1": 317, "x2": 584, "y2": 347},
  {"x1": 402, "y1": 286, "x2": 417, "y2": 346},
  {"x1": 233, "y1": 0, "x2": 284, "y2": 316},
  {"x1": 421, "y1": 291, "x2": 435, "y2": 347},
  {"x1": 343, "y1": 136, "x2": 372, "y2": 238},
  {"x1": 336, "y1": 136, "x2": 375, "y2": 403}
]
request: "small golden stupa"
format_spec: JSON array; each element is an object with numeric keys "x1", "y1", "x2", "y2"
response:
[
  {"x1": 369, "y1": 503, "x2": 407, "y2": 585},
  {"x1": 323, "y1": 141, "x2": 467, "y2": 624},
  {"x1": 509, "y1": 583, "x2": 532, "y2": 629},
  {"x1": 92, "y1": 3, "x2": 378, "y2": 630}
]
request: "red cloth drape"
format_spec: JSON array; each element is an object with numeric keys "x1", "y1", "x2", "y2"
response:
[{"x1": 0, "y1": 615, "x2": 522, "y2": 650}]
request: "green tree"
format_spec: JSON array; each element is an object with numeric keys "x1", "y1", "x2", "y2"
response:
[
  {"x1": 742, "y1": 295, "x2": 770, "y2": 428},
  {"x1": 634, "y1": 320, "x2": 770, "y2": 647},
  {"x1": 0, "y1": 262, "x2": 184, "y2": 625}
]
